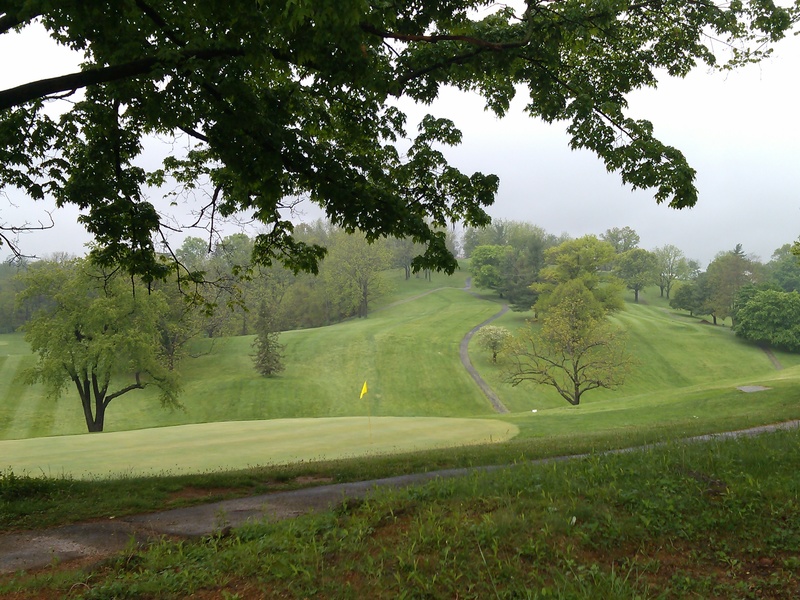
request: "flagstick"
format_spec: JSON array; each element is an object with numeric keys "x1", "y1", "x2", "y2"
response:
[{"x1": 360, "y1": 381, "x2": 372, "y2": 444}]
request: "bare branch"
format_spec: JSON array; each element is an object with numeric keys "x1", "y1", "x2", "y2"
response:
[{"x1": 0, "y1": 210, "x2": 55, "y2": 261}]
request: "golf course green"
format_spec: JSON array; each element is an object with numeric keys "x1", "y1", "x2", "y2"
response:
[{"x1": 1, "y1": 417, "x2": 518, "y2": 479}]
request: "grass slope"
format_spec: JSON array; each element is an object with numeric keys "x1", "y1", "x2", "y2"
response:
[
  {"x1": 3, "y1": 280, "x2": 800, "y2": 481},
  {"x1": 0, "y1": 281, "x2": 498, "y2": 440},
  {"x1": 469, "y1": 288, "x2": 800, "y2": 416}
]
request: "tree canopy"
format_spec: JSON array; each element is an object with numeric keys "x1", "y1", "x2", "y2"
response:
[
  {"x1": 615, "y1": 248, "x2": 658, "y2": 302},
  {"x1": 2, "y1": 1, "x2": 797, "y2": 279},
  {"x1": 735, "y1": 289, "x2": 800, "y2": 352}
]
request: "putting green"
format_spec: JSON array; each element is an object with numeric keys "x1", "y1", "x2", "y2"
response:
[{"x1": 1, "y1": 417, "x2": 519, "y2": 479}]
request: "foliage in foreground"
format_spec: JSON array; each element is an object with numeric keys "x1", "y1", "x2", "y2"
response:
[
  {"x1": 4, "y1": 429, "x2": 800, "y2": 599},
  {"x1": 3, "y1": 2, "x2": 798, "y2": 279}
]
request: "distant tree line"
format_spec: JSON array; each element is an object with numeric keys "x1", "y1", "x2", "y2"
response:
[
  {"x1": 462, "y1": 220, "x2": 800, "y2": 356},
  {"x1": 1, "y1": 221, "x2": 459, "y2": 336}
]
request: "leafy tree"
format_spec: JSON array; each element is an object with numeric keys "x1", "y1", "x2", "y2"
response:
[
  {"x1": 615, "y1": 248, "x2": 658, "y2": 303},
  {"x1": 462, "y1": 221, "x2": 512, "y2": 258},
  {"x1": 670, "y1": 271, "x2": 730, "y2": 323},
  {"x1": 601, "y1": 227, "x2": 640, "y2": 254},
  {"x1": 465, "y1": 222, "x2": 560, "y2": 310},
  {"x1": 388, "y1": 236, "x2": 421, "y2": 280},
  {"x1": 0, "y1": 261, "x2": 29, "y2": 332},
  {"x1": 18, "y1": 259, "x2": 180, "y2": 432},
  {"x1": 686, "y1": 259, "x2": 702, "y2": 280},
  {"x1": 653, "y1": 244, "x2": 689, "y2": 298},
  {"x1": 323, "y1": 230, "x2": 391, "y2": 318},
  {"x1": 540, "y1": 236, "x2": 617, "y2": 283},
  {"x1": 507, "y1": 280, "x2": 632, "y2": 405},
  {"x1": 705, "y1": 245, "x2": 762, "y2": 326},
  {"x1": 766, "y1": 244, "x2": 800, "y2": 292},
  {"x1": 3, "y1": 2, "x2": 795, "y2": 277},
  {"x1": 469, "y1": 245, "x2": 513, "y2": 295},
  {"x1": 536, "y1": 236, "x2": 624, "y2": 313},
  {"x1": 252, "y1": 299, "x2": 285, "y2": 377},
  {"x1": 175, "y1": 236, "x2": 211, "y2": 274},
  {"x1": 735, "y1": 290, "x2": 800, "y2": 352},
  {"x1": 475, "y1": 325, "x2": 512, "y2": 363},
  {"x1": 503, "y1": 224, "x2": 562, "y2": 311},
  {"x1": 670, "y1": 281, "x2": 705, "y2": 317}
]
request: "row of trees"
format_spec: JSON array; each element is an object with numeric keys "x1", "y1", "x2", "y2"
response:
[
  {"x1": 466, "y1": 222, "x2": 700, "y2": 312},
  {"x1": 2, "y1": 222, "x2": 456, "y2": 336},
  {"x1": 173, "y1": 223, "x2": 454, "y2": 334},
  {"x1": 467, "y1": 221, "x2": 800, "y2": 318},
  {"x1": 668, "y1": 243, "x2": 800, "y2": 352}
]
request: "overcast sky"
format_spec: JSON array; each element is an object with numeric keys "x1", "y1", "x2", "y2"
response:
[{"x1": 1, "y1": 19, "x2": 799, "y2": 267}]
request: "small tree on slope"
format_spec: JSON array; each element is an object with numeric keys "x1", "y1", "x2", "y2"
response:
[
  {"x1": 252, "y1": 299, "x2": 285, "y2": 377},
  {"x1": 507, "y1": 280, "x2": 633, "y2": 406}
]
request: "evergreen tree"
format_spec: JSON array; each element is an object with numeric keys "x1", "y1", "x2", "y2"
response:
[{"x1": 252, "y1": 300, "x2": 285, "y2": 377}]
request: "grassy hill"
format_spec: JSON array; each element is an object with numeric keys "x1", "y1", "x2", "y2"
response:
[
  {"x1": 2, "y1": 276, "x2": 800, "y2": 478},
  {"x1": 4, "y1": 277, "x2": 800, "y2": 597},
  {"x1": 0, "y1": 276, "x2": 500, "y2": 440}
]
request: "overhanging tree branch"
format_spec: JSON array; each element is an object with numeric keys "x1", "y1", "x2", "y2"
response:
[
  {"x1": 0, "y1": 48, "x2": 244, "y2": 111},
  {"x1": 0, "y1": 11, "x2": 40, "y2": 35}
]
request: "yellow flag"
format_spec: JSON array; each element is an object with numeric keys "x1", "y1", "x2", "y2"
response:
[{"x1": 360, "y1": 381, "x2": 368, "y2": 399}]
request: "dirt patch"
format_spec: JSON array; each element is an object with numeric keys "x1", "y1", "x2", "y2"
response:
[
  {"x1": 166, "y1": 486, "x2": 245, "y2": 505},
  {"x1": 294, "y1": 475, "x2": 334, "y2": 485},
  {"x1": 738, "y1": 386, "x2": 772, "y2": 393}
]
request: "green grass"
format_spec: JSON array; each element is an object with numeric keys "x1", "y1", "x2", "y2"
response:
[
  {"x1": 4, "y1": 429, "x2": 800, "y2": 598},
  {"x1": 2, "y1": 417, "x2": 518, "y2": 479},
  {"x1": 0, "y1": 285, "x2": 499, "y2": 439},
  {"x1": 469, "y1": 286, "x2": 800, "y2": 414},
  {"x1": 370, "y1": 263, "x2": 470, "y2": 311},
  {"x1": 2, "y1": 278, "x2": 800, "y2": 537}
]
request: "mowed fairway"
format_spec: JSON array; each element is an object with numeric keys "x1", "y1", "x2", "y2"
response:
[
  {"x1": 1, "y1": 417, "x2": 518, "y2": 479},
  {"x1": 4, "y1": 279, "x2": 800, "y2": 478},
  {"x1": 468, "y1": 290, "x2": 800, "y2": 428},
  {"x1": 0, "y1": 282, "x2": 502, "y2": 439}
]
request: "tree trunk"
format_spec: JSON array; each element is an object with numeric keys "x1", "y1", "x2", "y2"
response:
[
  {"x1": 634, "y1": 288, "x2": 640, "y2": 302},
  {"x1": 74, "y1": 374, "x2": 106, "y2": 432}
]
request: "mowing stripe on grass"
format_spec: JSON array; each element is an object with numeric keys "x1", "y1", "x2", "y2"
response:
[
  {"x1": 0, "y1": 354, "x2": 23, "y2": 437},
  {"x1": 0, "y1": 417, "x2": 519, "y2": 479}
]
